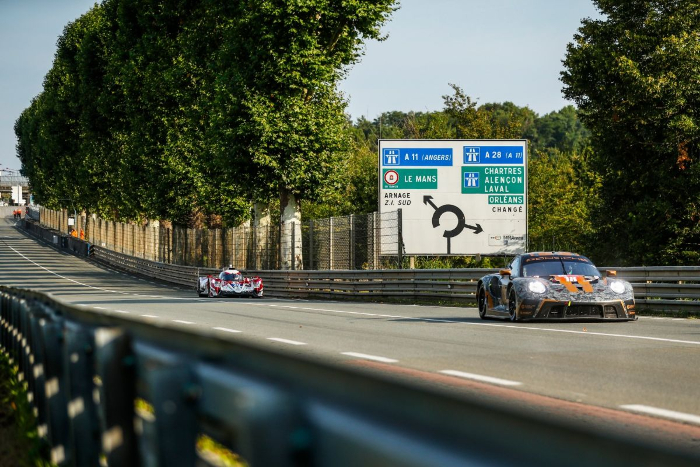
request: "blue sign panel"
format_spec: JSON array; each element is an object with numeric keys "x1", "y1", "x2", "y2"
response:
[
  {"x1": 382, "y1": 148, "x2": 453, "y2": 166},
  {"x1": 463, "y1": 146, "x2": 524, "y2": 165},
  {"x1": 464, "y1": 171, "x2": 479, "y2": 188}
]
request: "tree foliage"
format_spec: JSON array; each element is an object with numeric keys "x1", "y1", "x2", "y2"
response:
[
  {"x1": 527, "y1": 148, "x2": 600, "y2": 253},
  {"x1": 15, "y1": 0, "x2": 397, "y2": 227},
  {"x1": 562, "y1": 0, "x2": 700, "y2": 265}
]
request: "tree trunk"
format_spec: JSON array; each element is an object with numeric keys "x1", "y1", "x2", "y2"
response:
[{"x1": 279, "y1": 188, "x2": 302, "y2": 270}]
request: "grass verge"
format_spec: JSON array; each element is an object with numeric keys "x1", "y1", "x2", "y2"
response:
[{"x1": 0, "y1": 352, "x2": 52, "y2": 467}]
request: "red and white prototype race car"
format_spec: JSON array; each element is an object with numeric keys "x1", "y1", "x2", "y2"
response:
[{"x1": 197, "y1": 266, "x2": 263, "y2": 298}]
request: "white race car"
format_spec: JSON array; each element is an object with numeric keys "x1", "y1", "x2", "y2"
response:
[{"x1": 197, "y1": 266, "x2": 263, "y2": 298}]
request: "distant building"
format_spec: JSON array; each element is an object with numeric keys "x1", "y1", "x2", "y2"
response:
[{"x1": 0, "y1": 175, "x2": 30, "y2": 205}]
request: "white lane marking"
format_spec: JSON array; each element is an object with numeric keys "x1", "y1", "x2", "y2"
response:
[
  {"x1": 267, "y1": 338, "x2": 306, "y2": 346},
  {"x1": 280, "y1": 305, "x2": 700, "y2": 345},
  {"x1": 141, "y1": 315, "x2": 158, "y2": 318},
  {"x1": 213, "y1": 327, "x2": 241, "y2": 333},
  {"x1": 620, "y1": 404, "x2": 700, "y2": 425},
  {"x1": 7, "y1": 240, "x2": 696, "y2": 347},
  {"x1": 440, "y1": 370, "x2": 522, "y2": 387},
  {"x1": 93, "y1": 307, "x2": 107, "y2": 310},
  {"x1": 4, "y1": 243, "x2": 167, "y2": 298},
  {"x1": 113, "y1": 310, "x2": 130, "y2": 314},
  {"x1": 342, "y1": 352, "x2": 398, "y2": 363},
  {"x1": 172, "y1": 320, "x2": 194, "y2": 325},
  {"x1": 264, "y1": 304, "x2": 700, "y2": 346}
]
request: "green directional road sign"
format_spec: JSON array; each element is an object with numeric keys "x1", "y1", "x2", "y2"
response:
[
  {"x1": 379, "y1": 139, "x2": 528, "y2": 256},
  {"x1": 382, "y1": 169, "x2": 438, "y2": 190},
  {"x1": 461, "y1": 166, "x2": 525, "y2": 194}
]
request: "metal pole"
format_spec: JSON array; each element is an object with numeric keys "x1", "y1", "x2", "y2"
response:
[
  {"x1": 278, "y1": 222, "x2": 282, "y2": 270},
  {"x1": 329, "y1": 217, "x2": 333, "y2": 270},
  {"x1": 349, "y1": 214, "x2": 355, "y2": 270},
  {"x1": 291, "y1": 221, "x2": 296, "y2": 271},
  {"x1": 397, "y1": 209, "x2": 403, "y2": 269},
  {"x1": 309, "y1": 220, "x2": 314, "y2": 270}
]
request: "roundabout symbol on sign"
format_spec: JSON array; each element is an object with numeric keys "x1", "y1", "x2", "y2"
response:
[
  {"x1": 384, "y1": 170, "x2": 399, "y2": 186},
  {"x1": 423, "y1": 195, "x2": 483, "y2": 254}
]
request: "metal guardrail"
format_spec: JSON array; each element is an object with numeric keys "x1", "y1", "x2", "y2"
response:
[
  {"x1": 2, "y1": 287, "x2": 699, "y2": 467},
  {"x1": 21, "y1": 219, "x2": 700, "y2": 313}
]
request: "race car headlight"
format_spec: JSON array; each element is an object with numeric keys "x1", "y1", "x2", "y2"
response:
[
  {"x1": 528, "y1": 281, "x2": 547, "y2": 294},
  {"x1": 610, "y1": 280, "x2": 626, "y2": 294}
]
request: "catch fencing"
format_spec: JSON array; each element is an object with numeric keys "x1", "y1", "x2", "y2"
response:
[
  {"x1": 36, "y1": 207, "x2": 402, "y2": 270},
  {"x1": 2, "y1": 287, "x2": 698, "y2": 467}
]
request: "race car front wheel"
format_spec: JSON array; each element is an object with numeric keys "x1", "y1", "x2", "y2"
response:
[
  {"x1": 508, "y1": 288, "x2": 519, "y2": 322},
  {"x1": 477, "y1": 287, "x2": 487, "y2": 319},
  {"x1": 198, "y1": 282, "x2": 210, "y2": 297}
]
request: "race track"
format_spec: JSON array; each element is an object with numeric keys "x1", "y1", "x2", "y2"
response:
[{"x1": 1, "y1": 212, "x2": 699, "y2": 456}]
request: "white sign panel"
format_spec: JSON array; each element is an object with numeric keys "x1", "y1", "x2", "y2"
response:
[{"x1": 379, "y1": 139, "x2": 527, "y2": 255}]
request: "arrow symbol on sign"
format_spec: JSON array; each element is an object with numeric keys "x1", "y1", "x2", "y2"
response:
[
  {"x1": 423, "y1": 196, "x2": 483, "y2": 254},
  {"x1": 423, "y1": 195, "x2": 438, "y2": 211}
]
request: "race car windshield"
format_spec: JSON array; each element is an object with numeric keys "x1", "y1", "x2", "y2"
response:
[
  {"x1": 523, "y1": 259, "x2": 600, "y2": 278},
  {"x1": 220, "y1": 272, "x2": 242, "y2": 281}
]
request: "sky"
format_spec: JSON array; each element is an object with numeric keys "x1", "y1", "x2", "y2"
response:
[{"x1": 0, "y1": 0, "x2": 601, "y2": 172}]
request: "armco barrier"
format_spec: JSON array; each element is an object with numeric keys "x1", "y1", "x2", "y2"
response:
[
  {"x1": 21, "y1": 218, "x2": 700, "y2": 313},
  {"x1": 2, "y1": 287, "x2": 698, "y2": 467}
]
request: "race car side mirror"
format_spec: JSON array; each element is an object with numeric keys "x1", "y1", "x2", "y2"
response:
[
  {"x1": 606, "y1": 270, "x2": 617, "y2": 277},
  {"x1": 499, "y1": 269, "x2": 512, "y2": 277}
]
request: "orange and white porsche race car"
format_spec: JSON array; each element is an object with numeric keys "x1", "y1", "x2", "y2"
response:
[{"x1": 476, "y1": 252, "x2": 636, "y2": 321}]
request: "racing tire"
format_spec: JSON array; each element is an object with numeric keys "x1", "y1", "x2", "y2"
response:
[
  {"x1": 253, "y1": 290, "x2": 264, "y2": 299},
  {"x1": 477, "y1": 287, "x2": 487, "y2": 319},
  {"x1": 508, "y1": 288, "x2": 519, "y2": 322}
]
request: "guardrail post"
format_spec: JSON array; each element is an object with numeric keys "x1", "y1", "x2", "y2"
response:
[
  {"x1": 141, "y1": 363, "x2": 198, "y2": 466},
  {"x1": 94, "y1": 328, "x2": 138, "y2": 466},
  {"x1": 37, "y1": 308, "x2": 72, "y2": 465},
  {"x1": 64, "y1": 321, "x2": 101, "y2": 466}
]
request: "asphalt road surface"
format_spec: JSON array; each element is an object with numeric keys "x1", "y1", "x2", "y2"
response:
[{"x1": 1, "y1": 212, "x2": 699, "y2": 456}]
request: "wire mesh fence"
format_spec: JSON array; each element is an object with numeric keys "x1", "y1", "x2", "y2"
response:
[{"x1": 36, "y1": 207, "x2": 403, "y2": 270}]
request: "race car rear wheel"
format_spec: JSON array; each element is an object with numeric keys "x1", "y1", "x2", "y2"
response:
[
  {"x1": 508, "y1": 288, "x2": 519, "y2": 322},
  {"x1": 477, "y1": 287, "x2": 487, "y2": 319}
]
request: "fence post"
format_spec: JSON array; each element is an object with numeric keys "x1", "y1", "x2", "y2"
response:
[
  {"x1": 309, "y1": 220, "x2": 314, "y2": 271},
  {"x1": 265, "y1": 224, "x2": 270, "y2": 270},
  {"x1": 329, "y1": 217, "x2": 334, "y2": 270},
  {"x1": 350, "y1": 214, "x2": 355, "y2": 270},
  {"x1": 291, "y1": 221, "x2": 296, "y2": 271},
  {"x1": 278, "y1": 223, "x2": 282, "y2": 270},
  {"x1": 397, "y1": 209, "x2": 403, "y2": 269}
]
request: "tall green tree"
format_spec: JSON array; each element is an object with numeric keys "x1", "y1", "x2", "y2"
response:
[
  {"x1": 528, "y1": 148, "x2": 599, "y2": 254},
  {"x1": 562, "y1": 0, "x2": 700, "y2": 265},
  {"x1": 210, "y1": 0, "x2": 397, "y2": 226},
  {"x1": 532, "y1": 105, "x2": 590, "y2": 153}
]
